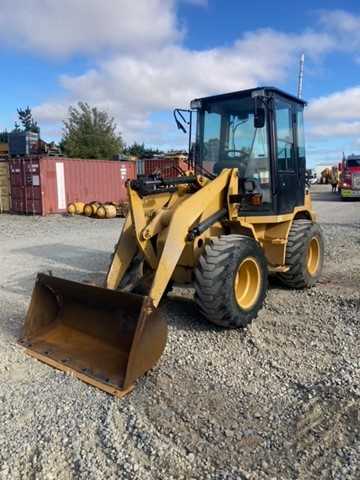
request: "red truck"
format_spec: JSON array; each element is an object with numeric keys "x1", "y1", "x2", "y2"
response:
[{"x1": 338, "y1": 155, "x2": 360, "y2": 199}]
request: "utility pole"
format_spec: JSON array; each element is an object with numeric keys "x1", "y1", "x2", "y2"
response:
[{"x1": 297, "y1": 53, "x2": 305, "y2": 99}]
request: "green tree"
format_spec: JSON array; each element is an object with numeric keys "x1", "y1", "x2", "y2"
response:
[
  {"x1": 124, "y1": 142, "x2": 147, "y2": 157},
  {"x1": 124, "y1": 142, "x2": 163, "y2": 158},
  {"x1": 62, "y1": 102, "x2": 123, "y2": 159},
  {"x1": 12, "y1": 122, "x2": 22, "y2": 133},
  {"x1": 16, "y1": 106, "x2": 40, "y2": 133},
  {"x1": 0, "y1": 130, "x2": 8, "y2": 142}
]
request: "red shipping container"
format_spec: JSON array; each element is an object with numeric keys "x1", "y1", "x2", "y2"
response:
[
  {"x1": 137, "y1": 157, "x2": 189, "y2": 178},
  {"x1": 10, "y1": 157, "x2": 42, "y2": 214},
  {"x1": 9, "y1": 156, "x2": 136, "y2": 215}
]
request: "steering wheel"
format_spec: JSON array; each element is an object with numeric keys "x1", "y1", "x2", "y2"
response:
[{"x1": 225, "y1": 149, "x2": 246, "y2": 158}]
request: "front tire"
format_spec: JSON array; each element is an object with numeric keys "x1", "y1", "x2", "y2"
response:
[{"x1": 194, "y1": 235, "x2": 268, "y2": 328}]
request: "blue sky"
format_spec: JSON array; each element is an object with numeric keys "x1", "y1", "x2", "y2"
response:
[{"x1": 1, "y1": 0, "x2": 360, "y2": 166}]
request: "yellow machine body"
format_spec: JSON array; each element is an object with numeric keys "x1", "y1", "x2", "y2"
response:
[{"x1": 20, "y1": 168, "x2": 315, "y2": 396}]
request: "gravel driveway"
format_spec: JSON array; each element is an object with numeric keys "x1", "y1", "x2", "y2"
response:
[{"x1": 0, "y1": 184, "x2": 359, "y2": 480}]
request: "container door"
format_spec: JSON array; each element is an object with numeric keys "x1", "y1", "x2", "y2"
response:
[
  {"x1": 10, "y1": 158, "x2": 43, "y2": 215},
  {"x1": 10, "y1": 158, "x2": 25, "y2": 213},
  {"x1": 24, "y1": 158, "x2": 42, "y2": 214},
  {"x1": 0, "y1": 162, "x2": 11, "y2": 212}
]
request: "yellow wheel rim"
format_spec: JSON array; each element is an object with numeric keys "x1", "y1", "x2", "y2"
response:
[
  {"x1": 307, "y1": 237, "x2": 320, "y2": 276},
  {"x1": 234, "y1": 257, "x2": 261, "y2": 310}
]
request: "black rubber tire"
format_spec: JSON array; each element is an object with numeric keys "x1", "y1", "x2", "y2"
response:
[
  {"x1": 118, "y1": 252, "x2": 173, "y2": 296},
  {"x1": 278, "y1": 219, "x2": 324, "y2": 289},
  {"x1": 194, "y1": 235, "x2": 268, "y2": 328},
  {"x1": 118, "y1": 252, "x2": 144, "y2": 292}
]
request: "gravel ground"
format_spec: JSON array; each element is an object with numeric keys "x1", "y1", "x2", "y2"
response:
[{"x1": 0, "y1": 184, "x2": 359, "y2": 480}]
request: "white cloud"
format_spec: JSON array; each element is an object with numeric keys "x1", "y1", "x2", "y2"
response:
[
  {"x1": 12, "y1": 3, "x2": 357, "y2": 149},
  {"x1": 306, "y1": 87, "x2": 360, "y2": 146},
  {"x1": 307, "y1": 86, "x2": 360, "y2": 121},
  {"x1": 305, "y1": 145, "x2": 344, "y2": 166},
  {"x1": 0, "y1": 0, "x2": 180, "y2": 57},
  {"x1": 32, "y1": 102, "x2": 68, "y2": 124},
  {"x1": 308, "y1": 121, "x2": 360, "y2": 138},
  {"x1": 33, "y1": 28, "x2": 334, "y2": 141},
  {"x1": 319, "y1": 9, "x2": 360, "y2": 50},
  {"x1": 181, "y1": 0, "x2": 208, "y2": 6}
]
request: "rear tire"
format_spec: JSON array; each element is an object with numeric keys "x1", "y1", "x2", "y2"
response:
[
  {"x1": 278, "y1": 219, "x2": 324, "y2": 288},
  {"x1": 194, "y1": 235, "x2": 268, "y2": 328}
]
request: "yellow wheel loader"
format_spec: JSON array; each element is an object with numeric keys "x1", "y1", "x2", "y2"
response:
[{"x1": 19, "y1": 87, "x2": 324, "y2": 397}]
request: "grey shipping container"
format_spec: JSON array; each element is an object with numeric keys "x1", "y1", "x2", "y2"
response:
[{"x1": 9, "y1": 131, "x2": 39, "y2": 156}]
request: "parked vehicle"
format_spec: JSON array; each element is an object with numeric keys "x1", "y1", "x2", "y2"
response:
[
  {"x1": 305, "y1": 168, "x2": 317, "y2": 185},
  {"x1": 338, "y1": 155, "x2": 360, "y2": 199}
]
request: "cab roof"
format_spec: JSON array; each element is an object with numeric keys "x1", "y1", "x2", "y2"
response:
[{"x1": 191, "y1": 86, "x2": 307, "y2": 107}]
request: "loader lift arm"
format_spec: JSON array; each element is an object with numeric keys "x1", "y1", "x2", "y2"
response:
[{"x1": 106, "y1": 168, "x2": 233, "y2": 308}]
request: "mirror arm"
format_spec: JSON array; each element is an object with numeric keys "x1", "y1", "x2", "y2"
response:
[{"x1": 173, "y1": 108, "x2": 192, "y2": 134}]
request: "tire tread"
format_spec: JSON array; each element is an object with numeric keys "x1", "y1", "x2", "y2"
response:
[{"x1": 194, "y1": 235, "x2": 268, "y2": 328}]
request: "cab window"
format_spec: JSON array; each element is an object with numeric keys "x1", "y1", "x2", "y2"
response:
[{"x1": 275, "y1": 100, "x2": 295, "y2": 171}]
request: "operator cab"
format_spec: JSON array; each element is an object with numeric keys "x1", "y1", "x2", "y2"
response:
[{"x1": 189, "y1": 87, "x2": 307, "y2": 216}]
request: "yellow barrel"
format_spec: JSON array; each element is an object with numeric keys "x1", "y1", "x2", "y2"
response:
[
  {"x1": 84, "y1": 204, "x2": 93, "y2": 217},
  {"x1": 104, "y1": 204, "x2": 117, "y2": 218},
  {"x1": 84, "y1": 202, "x2": 100, "y2": 217},
  {"x1": 75, "y1": 202, "x2": 85, "y2": 214},
  {"x1": 96, "y1": 204, "x2": 117, "y2": 219},
  {"x1": 67, "y1": 202, "x2": 85, "y2": 215},
  {"x1": 67, "y1": 203, "x2": 76, "y2": 215},
  {"x1": 91, "y1": 202, "x2": 100, "y2": 216},
  {"x1": 96, "y1": 205, "x2": 106, "y2": 219}
]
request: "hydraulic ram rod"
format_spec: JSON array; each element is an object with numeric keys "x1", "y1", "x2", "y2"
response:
[
  {"x1": 130, "y1": 176, "x2": 198, "y2": 196},
  {"x1": 187, "y1": 208, "x2": 227, "y2": 240}
]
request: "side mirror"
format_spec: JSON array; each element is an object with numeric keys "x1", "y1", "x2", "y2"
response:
[
  {"x1": 244, "y1": 179, "x2": 256, "y2": 192},
  {"x1": 254, "y1": 107, "x2": 265, "y2": 128}
]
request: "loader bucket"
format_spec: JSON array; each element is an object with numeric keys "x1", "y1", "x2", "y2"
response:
[{"x1": 19, "y1": 273, "x2": 167, "y2": 397}]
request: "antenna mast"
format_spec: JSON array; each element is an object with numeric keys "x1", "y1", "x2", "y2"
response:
[{"x1": 297, "y1": 53, "x2": 305, "y2": 99}]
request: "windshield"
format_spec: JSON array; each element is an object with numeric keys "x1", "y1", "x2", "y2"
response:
[
  {"x1": 347, "y1": 158, "x2": 360, "y2": 168},
  {"x1": 198, "y1": 95, "x2": 271, "y2": 208}
]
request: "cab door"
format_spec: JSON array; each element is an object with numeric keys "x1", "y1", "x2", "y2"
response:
[{"x1": 274, "y1": 98, "x2": 299, "y2": 214}]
